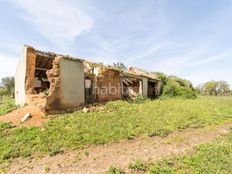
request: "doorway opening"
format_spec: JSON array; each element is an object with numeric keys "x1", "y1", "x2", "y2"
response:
[
  {"x1": 34, "y1": 54, "x2": 54, "y2": 94},
  {"x1": 147, "y1": 81, "x2": 157, "y2": 99}
]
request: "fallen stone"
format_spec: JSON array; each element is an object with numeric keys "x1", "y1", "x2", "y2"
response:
[
  {"x1": 21, "y1": 113, "x2": 32, "y2": 123},
  {"x1": 83, "y1": 107, "x2": 89, "y2": 113}
]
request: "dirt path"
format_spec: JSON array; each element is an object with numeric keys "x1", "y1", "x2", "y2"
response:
[{"x1": 3, "y1": 122, "x2": 232, "y2": 174}]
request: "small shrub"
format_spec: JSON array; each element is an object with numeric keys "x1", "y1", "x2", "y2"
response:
[
  {"x1": 48, "y1": 147, "x2": 64, "y2": 156},
  {"x1": 148, "y1": 129, "x2": 171, "y2": 138},
  {"x1": 84, "y1": 151, "x2": 89, "y2": 156},
  {"x1": 44, "y1": 166, "x2": 51, "y2": 172},
  {"x1": 21, "y1": 150, "x2": 32, "y2": 158},
  {"x1": 107, "y1": 166, "x2": 124, "y2": 174},
  {"x1": 0, "y1": 122, "x2": 12, "y2": 131},
  {"x1": 133, "y1": 95, "x2": 147, "y2": 104},
  {"x1": 2, "y1": 149, "x2": 20, "y2": 160},
  {"x1": 129, "y1": 160, "x2": 147, "y2": 171},
  {"x1": 0, "y1": 98, "x2": 18, "y2": 116}
]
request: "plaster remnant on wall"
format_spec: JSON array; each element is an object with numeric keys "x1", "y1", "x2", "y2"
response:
[{"x1": 25, "y1": 46, "x2": 36, "y2": 95}]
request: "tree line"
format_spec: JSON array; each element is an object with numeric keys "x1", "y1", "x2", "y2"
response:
[
  {"x1": 0, "y1": 77, "x2": 15, "y2": 100},
  {"x1": 196, "y1": 80, "x2": 231, "y2": 96}
]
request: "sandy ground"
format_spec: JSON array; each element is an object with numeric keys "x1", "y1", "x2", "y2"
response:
[
  {"x1": 0, "y1": 106, "x2": 46, "y2": 127},
  {"x1": 2, "y1": 122, "x2": 232, "y2": 174}
]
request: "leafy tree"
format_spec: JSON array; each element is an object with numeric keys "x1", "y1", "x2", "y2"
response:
[
  {"x1": 113, "y1": 62, "x2": 127, "y2": 71},
  {"x1": 1, "y1": 77, "x2": 15, "y2": 98},
  {"x1": 202, "y1": 81, "x2": 218, "y2": 95},
  {"x1": 218, "y1": 81, "x2": 231, "y2": 95},
  {"x1": 162, "y1": 77, "x2": 196, "y2": 99},
  {"x1": 0, "y1": 88, "x2": 7, "y2": 100},
  {"x1": 201, "y1": 80, "x2": 231, "y2": 96},
  {"x1": 154, "y1": 72, "x2": 196, "y2": 99}
]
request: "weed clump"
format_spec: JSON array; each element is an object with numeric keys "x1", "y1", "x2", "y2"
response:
[
  {"x1": 108, "y1": 166, "x2": 124, "y2": 174},
  {"x1": 133, "y1": 95, "x2": 148, "y2": 104}
]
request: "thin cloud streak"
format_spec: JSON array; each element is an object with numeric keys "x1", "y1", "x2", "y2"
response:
[{"x1": 12, "y1": 0, "x2": 93, "y2": 48}]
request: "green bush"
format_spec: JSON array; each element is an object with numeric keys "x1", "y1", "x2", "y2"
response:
[
  {"x1": 108, "y1": 166, "x2": 124, "y2": 174},
  {"x1": 133, "y1": 95, "x2": 148, "y2": 103},
  {"x1": 156, "y1": 73, "x2": 196, "y2": 99},
  {"x1": 0, "y1": 122, "x2": 12, "y2": 131},
  {"x1": 0, "y1": 98, "x2": 18, "y2": 116}
]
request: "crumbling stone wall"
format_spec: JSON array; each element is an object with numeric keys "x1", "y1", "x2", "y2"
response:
[
  {"x1": 44, "y1": 57, "x2": 61, "y2": 113},
  {"x1": 94, "y1": 67, "x2": 122, "y2": 102},
  {"x1": 44, "y1": 57, "x2": 85, "y2": 113}
]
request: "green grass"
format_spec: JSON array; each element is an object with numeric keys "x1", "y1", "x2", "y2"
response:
[
  {"x1": 0, "y1": 97, "x2": 17, "y2": 116},
  {"x1": 107, "y1": 166, "x2": 125, "y2": 174},
  {"x1": 128, "y1": 128, "x2": 232, "y2": 174},
  {"x1": 0, "y1": 96, "x2": 232, "y2": 161}
]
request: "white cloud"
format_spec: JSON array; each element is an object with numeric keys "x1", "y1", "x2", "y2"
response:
[
  {"x1": 0, "y1": 54, "x2": 18, "y2": 79},
  {"x1": 153, "y1": 38, "x2": 232, "y2": 75},
  {"x1": 12, "y1": 0, "x2": 93, "y2": 48}
]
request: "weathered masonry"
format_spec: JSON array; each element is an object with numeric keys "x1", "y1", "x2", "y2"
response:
[{"x1": 15, "y1": 45, "x2": 161, "y2": 113}]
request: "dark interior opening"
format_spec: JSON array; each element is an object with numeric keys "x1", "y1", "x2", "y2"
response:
[
  {"x1": 148, "y1": 81, "x2": 157, "y2": 99},
  {"x1": 123, "y1": 77, "x2": 140, "y2": 99},
  {"x1": 85, "y1": 77, "x2": 94, "y2": 104},
  {"x1": 34, "y1": 54, "x2": 54, "y2": 94}
]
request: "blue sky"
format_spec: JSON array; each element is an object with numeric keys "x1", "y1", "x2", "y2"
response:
[{"x1": 0, "y1": 0, "x2": 232, "y2": 87}]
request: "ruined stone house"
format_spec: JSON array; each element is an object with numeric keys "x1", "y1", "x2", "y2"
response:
[{"x1": 15, "y1": 45, "x2": 161, "y2": 113}]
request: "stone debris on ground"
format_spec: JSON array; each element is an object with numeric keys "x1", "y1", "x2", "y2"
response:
[
  {"x1": 82, "y1": 107, "x2": 89, "y2": 113},
  {"x1": 82, "y1": 104, "x2": 104, "y2": 113}
]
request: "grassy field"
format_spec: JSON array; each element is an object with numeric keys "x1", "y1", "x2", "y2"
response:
[
  {"x1": 126, "y1": 128, "x2": 232, "y2": 174},
  {"x1": 0, "y1": 97, "x2": 17, "y2": 116},
  {"x1": 0, "y1": 96, "x2": 232, "y2": 161}
]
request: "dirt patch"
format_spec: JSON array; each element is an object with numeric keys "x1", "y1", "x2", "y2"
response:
[
  {"x1": 3, "y1": 122, "x2": 232, "y2": 174},
  {"x1": 0, "y1": 105, "x2": 46, "y2": 127}
]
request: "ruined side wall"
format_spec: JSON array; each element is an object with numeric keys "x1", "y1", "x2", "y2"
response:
[
  {"x1": 95, "y1": 67, "x2": 122, "y2": 102},
  {"x1": 45, "y1": 57, "x2": 85, "y2": 113},
  {"x1": 15, "y1": 47, "x2": 27, "y2": 106},
  {"x1": 45, "y1": 57, "x2": 61, "y2": 113},
  {"x1": 15, "y1": 46, "x2": 36, "y2": 106},
  {"x1": 59, "y1": 58, "x2": 85, "y2": 108}
]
